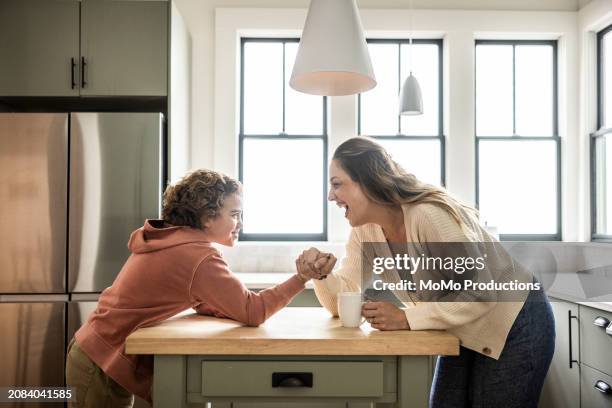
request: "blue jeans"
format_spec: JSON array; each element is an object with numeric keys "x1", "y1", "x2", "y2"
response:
[{"x1": 430, "y1": 288, "x2": 555, "y2": 408}]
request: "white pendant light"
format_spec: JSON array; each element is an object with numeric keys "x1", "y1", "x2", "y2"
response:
[
  {"x1": 399, "y1": 0, "x2": 423, "y2": 116},
  {"x1": 290, "y1": 0, "x2": 376, "y2": 96},
  {"x1": 399, "y1": 72, "x2": 423, "y2": 115}
]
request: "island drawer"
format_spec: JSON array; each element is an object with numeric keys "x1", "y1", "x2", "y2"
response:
[
  {"x1": 579, "y1": 306, "x2": 612, "y2": 376},
  {"x1": 581, "y1": 364, "x2": 612, "y2": 408},
  {"x1": 201, "y1": 360, "x2": 384, "y2": 398}
]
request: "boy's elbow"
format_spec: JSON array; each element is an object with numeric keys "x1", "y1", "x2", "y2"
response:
[{"x1": 246, "y1": 315, "x2": 266, "y2": 327}]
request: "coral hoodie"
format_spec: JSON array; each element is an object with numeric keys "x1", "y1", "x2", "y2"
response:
[{"x1": 74, "y1": 220, "x2": 305, "y2": 403}]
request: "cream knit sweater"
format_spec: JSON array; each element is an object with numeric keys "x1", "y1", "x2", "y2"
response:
[{"x1": 313, "y1": 202, "x2": 532, "y2": 360}]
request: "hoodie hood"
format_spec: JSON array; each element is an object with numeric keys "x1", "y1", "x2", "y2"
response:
[{"x1": 127, "y1": 219, "x2": 211, "y2": 254}]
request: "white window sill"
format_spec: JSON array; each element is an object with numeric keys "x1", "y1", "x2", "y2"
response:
[{"x1": 237, "y1": 272, "x2": 315, "y2": 289}]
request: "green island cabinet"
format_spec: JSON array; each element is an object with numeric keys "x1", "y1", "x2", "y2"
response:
[
  {"x1": 540, "y1": 298, "x2": 612, "y2": 408},
  {"x1": 0, "y1": 0, "x2": 167, "y2": 96},
  {"x1": 126, "y1": 307, "x2": 459, "y2": 408}
]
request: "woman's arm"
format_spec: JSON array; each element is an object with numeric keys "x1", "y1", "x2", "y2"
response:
[
  {"x1": 189, "y1": 250, "x2": 305, "y2": 326},
  {"x1": 312, "y1": 229, "x2": 364, "y2": 316}
]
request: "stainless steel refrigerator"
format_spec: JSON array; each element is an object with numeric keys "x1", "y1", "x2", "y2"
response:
[{"x1": 0, "y1": 112, "x2": 163, "y2": 407}]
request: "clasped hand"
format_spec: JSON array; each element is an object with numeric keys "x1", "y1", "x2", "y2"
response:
[
  {"x1": 295, "y1": 247, "x2": 337, "y2": 282},
  {"x1": 294, "y1": 248, "x2": 409, "y2": 330}
]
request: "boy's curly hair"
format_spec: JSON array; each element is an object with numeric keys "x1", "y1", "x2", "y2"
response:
[{"x1": 162, "y1": 169, "x2": 242, "y2": 229}]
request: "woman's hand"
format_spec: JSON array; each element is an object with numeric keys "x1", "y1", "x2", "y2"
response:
[
  {"x1": 362, "y1": 301, "x2": 410, "y2": 330},
  {"x1": 295, "y1": 247, "x2": 336, "y2": 281}
]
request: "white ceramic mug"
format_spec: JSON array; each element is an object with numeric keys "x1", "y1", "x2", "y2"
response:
[{"x1": 337, "y1": 292, "x2": 366, "y2": 328}]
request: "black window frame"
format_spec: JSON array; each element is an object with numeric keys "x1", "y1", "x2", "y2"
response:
[
  {"x1": 474, "y1": 39, "x2": 561, "y2": 241},
  {"x1": 591, "y1": 24, "x2": 612, "y2": 242},
  {"x1": 238, "y1": 37, "x2": 328, "y2": 241},
  {"x1": 357, "y1": 38, "x2": 446, "y2": 187}
]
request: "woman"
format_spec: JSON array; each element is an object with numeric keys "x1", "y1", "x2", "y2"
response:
[
  {"x1": 299, "y1": 137, "x2": 555, "y2": 408},
  {"x1": 66, "y1": 169, "x2": 322, "y2": 407}
]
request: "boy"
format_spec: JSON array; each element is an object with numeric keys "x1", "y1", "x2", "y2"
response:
[{"x1": 66, "y1": 170, "x2": 333, "y2": 407}]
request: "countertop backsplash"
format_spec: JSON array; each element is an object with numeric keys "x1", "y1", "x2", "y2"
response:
[
  {"x1": 216, "y1": 242, "x2": 347, "y2": 274},
  {"x1": 218, "y1": 241, "x2": 612, "y2": 305}
]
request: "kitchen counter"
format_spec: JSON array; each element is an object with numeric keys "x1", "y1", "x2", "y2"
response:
[
  {"x1": 126, "y1": 307, "x2": 458, "y2": 356},
  {"x1": 548, "y1": 291, "x2": 612, "y2": 313},
  {"x1": 126, "y1": 307, "x2": 459, "y2": 408}
]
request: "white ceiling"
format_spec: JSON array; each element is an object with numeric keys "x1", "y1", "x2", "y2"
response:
[
  {"x1": 355, "y1": 0, "x2": 591, "y2": 12},
  {"x1": 179, "y1": 0, "x2": 593, "y2": 12}
]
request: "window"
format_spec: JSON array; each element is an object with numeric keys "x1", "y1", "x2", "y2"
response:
[
  {"x1": 239, "y1": 38, "x2": 327, "y2": 240},
  {"x1": 475, "y1": 40, "x2": 560, "y2": 240},
  {"x1": 358, "y1": 39, "x2": 444, "y2": 187},
  {"x1": 593, "y1": 25, "x2": 612, "y2": 241}
]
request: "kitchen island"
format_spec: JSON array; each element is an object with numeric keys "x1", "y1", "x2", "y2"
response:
[{"x1": 126, "y1": 307, "x2": 459, "y2": 408}]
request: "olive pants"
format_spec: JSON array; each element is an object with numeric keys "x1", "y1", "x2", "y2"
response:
[{"x1": 66, "y1": 338, "x2": 134, "y2": 408}]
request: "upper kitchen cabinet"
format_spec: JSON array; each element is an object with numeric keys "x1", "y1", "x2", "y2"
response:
[
  {"x1": 80, "y1": 0, "x2": 168, "y2": 96},
  {"x1": 0, "y1": 0, "x2": 80, "y2": 96},
  {"x1": 0, "y1": 0, "x2": 168, "y2": 97}
]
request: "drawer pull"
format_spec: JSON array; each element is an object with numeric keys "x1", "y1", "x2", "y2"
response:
[
  {"x1": 272, "y1": 372, "x2": 313, "y2": 388},
  {"x1": 594, "y1": 316, "x2": 610, "y2": 328},
  {"x1": 594, "y1": 380, "x2": 611, "y2": 395}
]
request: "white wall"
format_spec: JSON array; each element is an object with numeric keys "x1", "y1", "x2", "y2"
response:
[{"x1": 169, "y1": 1, "x2": 192, "y2": 183}]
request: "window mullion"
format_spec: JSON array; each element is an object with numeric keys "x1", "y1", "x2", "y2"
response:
[
  {"x1": 397, "y1": 43, "x2": 401, "y2": 135},
  {"x1": 282, "y1": 41, "x2": 286, "y2": 134},
  {"x1": 512, "y1": 44, "x2": 516, "y2": 136}
]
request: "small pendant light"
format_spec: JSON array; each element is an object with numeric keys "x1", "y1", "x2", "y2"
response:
[
  {"x1": 399, "y1": 71, "x2": 423, "y2": 115},
  {"x1": 399, "y1": 0, "x2": 423, "y2": 115},
  {"x1": 290, "y1": 0, "x2": 376, "y2": 96}
]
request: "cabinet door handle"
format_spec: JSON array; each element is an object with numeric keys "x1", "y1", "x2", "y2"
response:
[
  {"x1": 70, "y1": 58, "x2": 76, "y2": 89},
  {"x1": 272, "y1": 372, "x2": 313, "y2": 388},
  {"x1": 594, "y1": 380, "x2": 611, "y2": 395},
  {"x1": 594, "y1": 316, "x2": 610, "y2": 328},
  {"x1": 81, "y1": 57, "x2": 87, "y2": 88},
  {"x1": 568, "y1": 310, "x2": 579, "y2": 369}
]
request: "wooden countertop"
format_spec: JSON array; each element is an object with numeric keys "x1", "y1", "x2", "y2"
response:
[{"x1": 125, "y1": 307, "x2": 459, "y2": 356}]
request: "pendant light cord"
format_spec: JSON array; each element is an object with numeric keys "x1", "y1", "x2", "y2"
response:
[{"x1": 409, "y1": 0, "x2": 413, "y2": 75}]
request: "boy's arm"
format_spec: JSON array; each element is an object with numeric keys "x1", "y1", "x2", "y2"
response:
[{"x1": 190, "y1": 251, "x2": 305, "y2": 326}]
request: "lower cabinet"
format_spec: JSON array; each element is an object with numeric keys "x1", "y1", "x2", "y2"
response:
[
  {"x1": 539, "y1": 299, "x2": 580, "y2": 408},
  {"x1": 541, "y1": 299, "x2": 612, "y2": 408},
  {"x1": 580, "y1": 305, "x2": 612, "y2": 408},
  {"x1": 581, "y1": 364, "x2": 612, "y2": 408},
  {"x1": 201, "y1": 361, "x2": 385, "y2": 398},
  {"x1": 579, "y1": 306, "x2": 612, "y2": 378},
  {"x1": 189, "y1": 356, "x2": 400, "y2": 407}
]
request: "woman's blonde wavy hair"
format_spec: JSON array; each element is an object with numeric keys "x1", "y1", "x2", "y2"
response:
[{"x1": 333, "y1": 137, "x2": 479, "y2": 236}]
